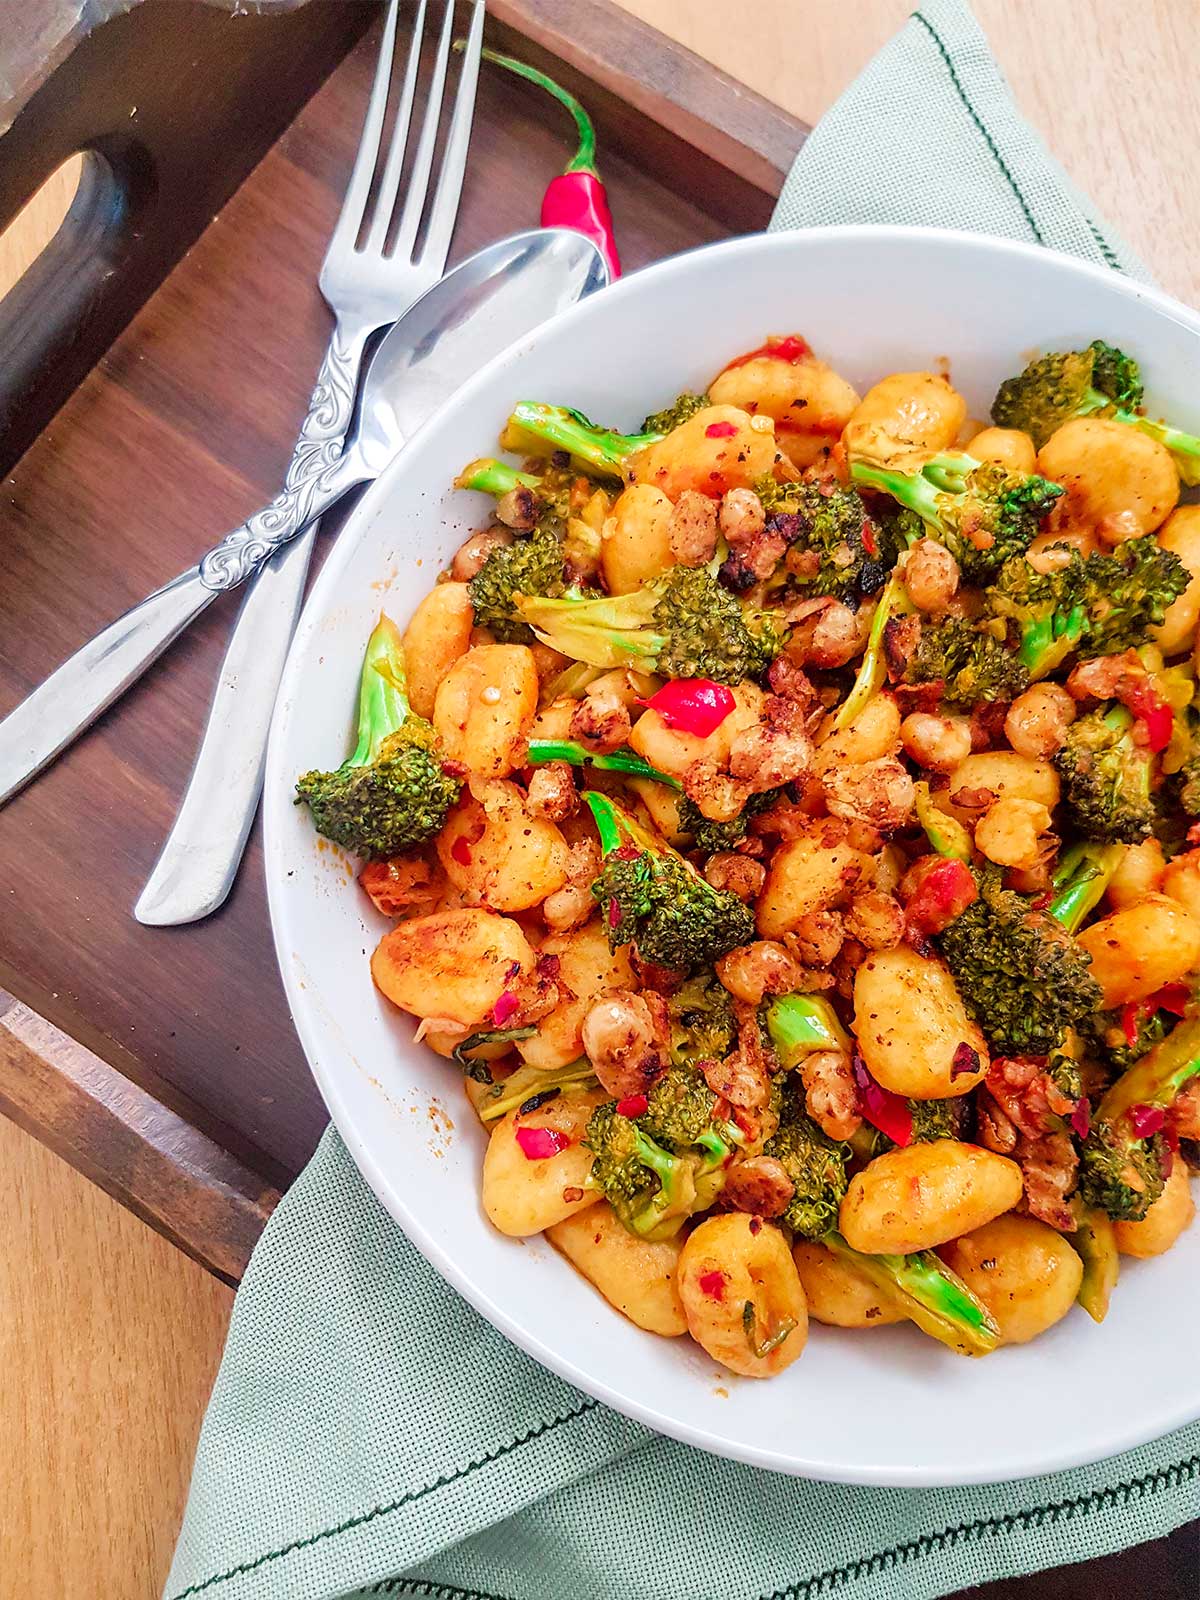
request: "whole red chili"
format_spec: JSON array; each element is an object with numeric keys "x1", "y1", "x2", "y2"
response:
[{"x1": 479, "y1": 48, "x2": 621, "y2": 279}]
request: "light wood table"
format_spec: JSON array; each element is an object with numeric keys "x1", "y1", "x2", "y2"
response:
[{"x1": 3, "y1": 4, "x2": 1197, "y2": 1595}]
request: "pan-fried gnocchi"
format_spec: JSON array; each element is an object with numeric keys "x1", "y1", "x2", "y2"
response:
[{"x1": 298, "y1": 330, "x2": 1200, "y2": 1378}]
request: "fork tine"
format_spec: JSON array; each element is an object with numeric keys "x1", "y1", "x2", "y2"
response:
[
  {"x1": 364, "y1": 0, "x2": 429, "y2": 255},
  {"x1": 389, "y1": 0, "x2": 458, "y2": 261},
  {"x1": 329, "y1": 0, "x2": 401, "y2": 251},
  {"x1": 416, "y1": 0, "x2": 484, "y2": 270}
]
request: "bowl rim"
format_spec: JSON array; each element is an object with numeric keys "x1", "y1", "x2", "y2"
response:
[{"x1": 265, "y1": 223, "x2": 1200, "y2": 1483}]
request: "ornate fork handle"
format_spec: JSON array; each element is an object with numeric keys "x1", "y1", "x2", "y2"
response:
[{"x1": 286, "y1": 327, "x2": 363, "y2": 486}]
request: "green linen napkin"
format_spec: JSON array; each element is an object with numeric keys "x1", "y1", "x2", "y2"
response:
[{"x1": 165, "y1": 4, "x2": 1200, "y2": 1596}]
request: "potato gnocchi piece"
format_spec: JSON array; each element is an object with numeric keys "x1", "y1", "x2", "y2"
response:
[
  {"x1": 853, "y1": 946, "x2": 988, "y2": 1098},
  {"x1": 843, "y1": 371, "x2": 967, "y2": 457},
  {"x1": 516, "y1": 919, "x2": 636, "y2": 1071},
  {"x1": 371, "y1": 908, "x2": 534, "y2": 1027},
  {"x1": 709, "y1": 344, "x2": 860, "y2": 469},
  {"x1": 756, "y1": 830, "x2": 871, "y2": 939},
  {"x1": 402, "y1": 582, "x2": 475, "y2": 720},
  {"x1": 482, "y1": 1088, "x2": 608, "y2": 1236},
  {"x1": 436, "y1": 780, "x2": 570, "y2": 911},
  {"x1": 1076, "y1": 895, "x2": 1200, "y2": 1007},
  {"x1": 433, "y1": 643, "x2": 539, "y2": 777},
  {"x1": 840, "y1": 1141, "x2": 1022, "y2": 1255},
  {"x1": 548, "y1": 1202, "x2": 688, "y2": 1335},
  {"x1": 626, "y1": 405, "x2": 779, "y2": 499},
  {"x1": 941, "y1": 1214, "x2": 1082, "y2": 1344},
  {"x1": 1112, "y1": 1163, "x2": 1196, "y2": 1259},
  {"x1": 792, "y1": 1239, "x2": 904, "y2": 1328},
  {"x1": 677, "y1": 1213, "x2": 808, "y2": 1378},
  {"x1": 1037, "y1": 416, "x2": 1179, "y2": 538}
]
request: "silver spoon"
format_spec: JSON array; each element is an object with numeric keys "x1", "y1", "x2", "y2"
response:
[
  {"x1": 127, "y1": 228, "x2": 607, "y2": 925},
  {"x1": 0, "y1": 229, "x2": 604, "y2": 796}
]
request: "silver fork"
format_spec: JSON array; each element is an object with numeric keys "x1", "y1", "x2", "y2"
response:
[{"x1": 0, "y1": 0, "x2": 484, "y2": 828}]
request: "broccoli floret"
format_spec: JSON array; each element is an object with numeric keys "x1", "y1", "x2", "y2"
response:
[
  {"x1": 1055, "y1": 703, "x2": 1156, "y2": 843},
  {"x1": 639, "y1": 1064, "x2": 742, "y2": 1176},
  {"x1": 865, "y1": 1096, "x2": 965, "y2": 1157},
  {"x1": 763, "y1": 1090, "x2": 849, "y2": 1240},
  {"x1": 585, "y1": 792, "x2": 754, "y2": 971},
  {"x1": 938, "y1": 856, "x2": 1115, "y2": 1056},
  {"x1": 500, "y1": 401, "x2": 666, "y2": 477},
  {"x1": 992, "y1": 340, "x2": 1200, "y2": 485},
  {"x1": 850, "y1": 450, "x2": 1064, "y2": 583},
  {"x1": 985, "y1": 540, "x2": 1188, "y2": 679},
  {"x1": 295, "y1": 615, "x2": 460, "y2": 859},
  {"x1": 641, "y1": 391, "x2": 711, "y2": 434},
  {"x1": 668, "y1": 974, "x2": 739, "y2": 1063},
  {"x1": 584, "y1": 1101, "x2": 702, "y2": 1238},
  {"x1": 755, "y1": 478, "x2": 896, "y2": 600},
  {"x1": 467, "y1": 523, "x2": 567, "y2": 642},
  {"x1": 676, "y1": 787, "x2": 778, "y2": 855},
  {"x1": 1099, "y1": 1006, "x2": 1173, "y2": 1074},
  {"x1": 518, "y1": 564, "x2": 783, "y2": 684},
  {"x1": 1078, "y1": 1014, "x2": 1200, "y2": 1221},
  {"x1": 900, "y1": 615, "x2": 1029, "y2": 708}
]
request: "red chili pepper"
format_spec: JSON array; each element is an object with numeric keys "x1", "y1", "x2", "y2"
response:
[
  {"x1": 1070, "y1": 1099, "x2": 1091, "y2": 1140},
  {"x1": 640, "y1": 679, "x2": 735, "y2": 738},
  {"x1": 480, "y1": 49, "x2": 621, "y2": 279},
  {"x1": 515, "y1": 1126, "x2": 569, "y2": 1160},
  {"x1": 705, "y1": 421, "x2": 738, "y2": 439},
  {"x1": 492, "y1": 990, "x2": 520, "y2": 1027},
  {"x1": 1122, "y1": 680, "x2": 1173, "y2": 752},
  {"x1": 1150, "y1": 983, "x2": 1191, "y2": 1016},
  {"x1": 861, "y1": 520, "x2": 878, "y2": 556},
  {"x1": 698, "y1": 1270, "x2": 727, "y2": 1301},
  {"x1": 950, "y1": 1041, "x2": 981, "y2": 1080},
  {"x1": 1129, "y1": 1103, "x2": 1166, "y2": 1139},
  {"x1": 851, "y1": 1054, "x2": 913, "y2": 1147},
  {"x1": 450, "y1": 836, "x2": 472, "y2": 866},
  {"x1": 616, "y1": 1093, "x2": 648, "y2": 1119},
  {"x1": 607, "y1": 896, "x2": 622, "y2": 929},
  {"x1": 1120, "y1": 1000, "x2": 1147, "y2": 1049},
  {"x1": 724, "y1": 334, "x2": 812, "y2": 370}
]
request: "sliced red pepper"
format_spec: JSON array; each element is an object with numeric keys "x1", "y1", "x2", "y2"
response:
[
  {"x1": 616, "y1": 1093, "x2": 648, "y2": 1119},
  {"x1": 1120, "y1": 1000, "x2": 1147, "y2": 1049},
  {"x1": 607, "y1": 896, "x2": 622, "y2": 929},
  {"x1": 515, "y1": 1125, "x2": 570, "y2": 1160},
  {"x1": 640, "y1": 678, "x2": 735, "y2": 738},
  {"x1": 1070, "y1": 1099, "x2": 1091, "y2": 1140},
  {"x1": 906, "y1": 857, "x2": 977, "y2": 937},
  {"x1": 851, "y1": 1054, "x2": 913, "y2": 1147},
  {"x1": 860, "y1": 520, "x2": 878, "y2": 556},
  {"x1": 450, "y1": 836, "x2": 473, "y2": 866},
  {"x1": 1129, "y1": 1103, "x2": 1166, "y2": 1139},
  {"x1": 704, "y1": 420, "x2": 738, "y2": 439},
  {"x1": 492, "y1": 990, "x2": 520, "y2": 1027},
  {"x1": 723, "y1": 334, "x2": 812, "y2": 370},
  {"x1": 1150, "y1": 983, "x2": 1191, "y2": 1017},
  {"x1": 1122, "y1": 680, "x2": 1173, "y2": 752}
]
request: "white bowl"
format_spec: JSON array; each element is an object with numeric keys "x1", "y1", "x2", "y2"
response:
[{"x1": 265, "y1": 226, "x2": 1200, "y2": 1485}]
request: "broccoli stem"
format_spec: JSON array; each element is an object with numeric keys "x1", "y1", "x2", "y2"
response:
[
  {"x1": 1021, "y1": 603, "x2": 1087, "y2": 680},
  {"x1": 1112, "y1": 411, "x2": 1200, "y2": 488},
  {"x1": 1046, "y1": 842, "x2": 1126, "y2": 933},
  {"x1": 914, "y1": 780, "x2": 973, "y2": 861},
  {"x1": 454, "y1": 458, "x2": 540, "y2": 497},
  {"x1": 831, "y1": 569, "x2": 915, "y2": 732},
  {"x1": 505, "y1": 401, "x2": 657, "y2": 475},
  {"x1": 1070, "y1": 1203, "x2": 1119, "y2": 1323},
  {"x1": 478, "y1": 1058, "x2": 599, "y2": 1123},
  {"x1": 349, "y1": 615, "x2": 411, "y2": 767},
  {"x1": 1096, "y1": 1014, "x2": 1200, "y2": 1126},
  {"x1": 823, "y1": 1233, "x2": 1000, "y2": 1356},
  {"x1": 526, "y1": 739, "x2": 681, "y2": 789},
  {"x1": 850, "y1": 459, "x2": 947, "y2": 534},
  {"x1": 583, "y1": 788, "x2": 626, "y2": 856},
  {"x1": 766, "y1": 994, "x2": 852, "y2": 1062}
]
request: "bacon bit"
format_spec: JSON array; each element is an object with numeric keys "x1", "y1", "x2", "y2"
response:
[
  {"x1": 851, "y1": 1052, "x2": 913, "y2": 1147},
  {"x1": 616, "y1": 1093, "x2": 648, "y2": 1119},
  {"x1": 951, "y1": 1042, "x2": 981, "y2": 1080},
  {"x1": 608, "y1": 896, "x2": 623, "y2": 929},
  {"x1": 1070, "y1": 1099, "x2": 1091, "y2": 1140},
  {"x1": 699, "y1": 1269, "x2": 727, "y2": 1300},
  {"x1": 1130, "y1": 1103, "x2": 1166, "y2": 1139},
  {"x1": 515, "y1": 1126, "x2": 569, "y2": 1160},
  {"x1": 640, "y1": 678, "x2": 735, "y2": 737},
  {"x1": 705, "y1": 420, "x2": 738, "y2": 439},
  {"x1": 492, "y1": 990, "x2": 520, "y2": 1027},
  {"x1": 450, "y1": 836, "x2": 473, "y2": 866},
  {"x1": 724, "y1": 334, "x2": 812, "y2": 370}
]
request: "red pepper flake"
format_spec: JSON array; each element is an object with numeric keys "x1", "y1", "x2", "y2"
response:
[
  {"x1": 1129, "y1": 1103, "x2": 1166, "y2": 1139},
  {"x1": 613, "y1": 843, "x2": 642, "y2": 862},
  {"x1": 607, "y1": 896, "x2": 622, "y2": 929},
  {"x1": 698, "y1": 1270, "x2": 727, "y2": 1301},
  {"x1": 1122, "y1": 680, "x2": 1173, "y2": 752},
  {"x1": 705, "y1": 420, "x2": 738, "y2": 439},
  {"x1": 1120, "y1": 1001, "x2": 1146, "y2": 1049},
  {"x1": 724, "y1": 334, "x2": 812, "y2": 370},
  {"x1": 1070, "y1": 1099, "x2": 1091, "y2": 1140},
  {"x1": 861, "y1": 520, "x2": 878, "y2": 556},
  {"x1": 1150, "y1": 983, "x2": 1191, "y2": 1017},
  {"x1": 640, "y1": 678, "x2": 735, "y2": 738},
  {"x1": 616, "y1": 1093, "x2": 648, "y2": 1119},
  {"x1": 515, "y1": 1126, "x2": 569, "y2": 1160},
  {"x1": 748, "y1": 1216, "x2": 762, "y2": 1235},
  {"x1": 851, "y1": 1053, "x2": 914, "y2": 1147},
  {"x1": 1030, "y1": 891, "x2": 1053, "y2": 911},
  {"x1": 450, "y1": 836, "x2": 472, "y2": 866},
  {"x1": 951, "y1": 1042, "x2": 981, "y2": 1080},
  {"x1": 492, "y1": 990, "x2": 520, "y2": 1027}
]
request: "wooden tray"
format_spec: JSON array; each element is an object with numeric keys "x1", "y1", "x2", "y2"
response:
[{"x1": 0, "y1": 0, "x2": 806, "y2": 1279}]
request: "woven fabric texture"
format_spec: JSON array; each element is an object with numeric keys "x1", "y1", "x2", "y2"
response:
[{"x1": 165, "y1": 4, "x2": 1199, "y2": 1597}]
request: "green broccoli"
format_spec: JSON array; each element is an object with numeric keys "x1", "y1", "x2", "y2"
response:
[
  {"x1": 584, "y1": 1100, "x2": 703, "y2": 1238},
  {"x1": 984, "y1": 539, "x2": 1189, "y2": 680},
  {"x1": 822, "y1": 1234, "x2": 1000, "y2": 1356},
  {"x1": 992, "y1": 339, "x2": 1200, "y2": 484},
  {"x1": 676, "y1": 787, "x2": 779, "y2": 855},
  {"x1": 667, "y1": 974, "x2": 739, "y2": 1063},
  {"x1": 1078, "y1": 1015, "x2": 1200, "y2": 1221},
  {"x1": 474, "y1": 1059, "x2": 599, "y2": 1123},
  {"x1": 1055, "y1": 703, "x2": 1156, "y2": 843},
  {"x1": 763, "y1": 1104, "x2": 849, "y2": 1240},
  {"x1": 765, "y1": 992, "x2": 853, "y2": 1064},
  {"x1": 467, "y1": 523, "x2": 568, "y2": 642},
  {"x1": 850, "y1": 449, "x2": 1064, "y2": 583},
  {"x1": 861, "y1": 1096, "x2": 964, "y2": 1158},
  {"x1": 639, "y1": 1062, "x2": 742, "y2": 1171},
  {"x1": 641, "y1": 391, "x2": 711, "y2": 434},
  {"x1": 937, "y1": 849, "x2": 1122, "y2": 1055},
  {"x1": 900, "y1": 614, "x2": 1030, "y2": 707},
  {"x1": 295, "y1": 615, "x2": 460, "y2": 859},
  {"x1": 1070, "y1": 1203, "x2": 1119, "y2": 1323},
  {"x1": 525, "y1": 739, "x2": 680, "y2": 789},
  {"x1": 830, "y1": 567, "x2": 916, "y2": 731},
  {"x1": 517, "y1": 564, "x2": 784, "y2": 683},
  {"x1": 756, "y1": 478, "x2": 897, "y2": 600},
  {"x1": 585, "y1": 791, "x2": 755, "y2": 971},
  {"x1": 1167, "y1": 691, "x2": 1200, "y2": 818},
  {"x1": 500, "y1": 401, "x2": 669, "y2": 477}
]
